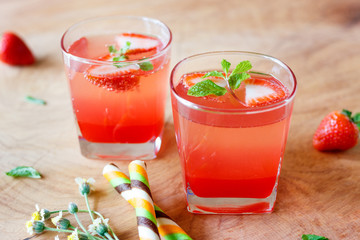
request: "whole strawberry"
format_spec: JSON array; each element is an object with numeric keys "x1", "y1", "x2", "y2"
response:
[
  {"x1": 0, "y1": 32, "x2": 35, "y2": 65},
  {"x1": 313, "y1": 109, "x2": 360, "y2": 151}
]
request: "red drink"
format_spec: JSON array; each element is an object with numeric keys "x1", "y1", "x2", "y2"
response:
[
  {"x1": 67, "y1": 34, "x2": 169, "y2": 144},
  {"x1": 61, "y1": 16, "x2": 172, "y2": 160},
  {"x1": 170, "y1": 52, "x2": 296, "y2": 214}
]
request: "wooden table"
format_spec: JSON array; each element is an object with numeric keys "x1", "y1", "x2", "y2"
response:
[{"x1": 1, "y1": 0, "x2": 359, "y2": 239}]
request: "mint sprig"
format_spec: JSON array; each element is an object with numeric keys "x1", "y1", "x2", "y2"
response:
[
  {"x1": 108, "y1": 41, "x2": 131, "y2": 56},
  {"x1": 6, "y1": 166, "x2": 41, "y2": 178},
  {"x1": 187, "y1": 59, "x2": 252, "y2": 97},
  {"x1": 108, "y1": 42, "x2": 154, "y2": 71}
]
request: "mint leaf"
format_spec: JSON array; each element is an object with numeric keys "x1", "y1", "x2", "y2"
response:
[
  {"x1": 6, "y1": 166, "x2": 41, "y2": 178},
  {"x1": 221, "y1": 59, "x2": 231, "y2": 75},
  {"x1": 108, "y1": 45, "x2": 117, "y2": 54},
  {"x1": 230, "y1": 60, "x2": 252, "y2": 76},
  {"x1": 113, "y1": 55, "x2": 128, "y2": 68},
  {"x1": 25, "y1": 96, "x2": 47, "y2": 105},
  {"x1": 121, "y1": 41, "x2": 131, "y2": 54},
  {"x1": 109, "y1": 42, "x2": 132, "y2": 68},
  {"x1": 188, "y1": 80, "x2": 227, "y2": 97},
  {"x1": 228, "y1": 72, "x2": 250, "y2": 90},
  {"x1": 186, "y1": 59, "x2": 253, "y2": 99},
  {"x1": 302, "y1": 234, "x2": 329, "y2": 240},
  {"x1": 202, "y1": 71, "x2": 224, "y2": 79},
  {"x1": 139, "y1": 61, "x2": 154, "y2": 71}
]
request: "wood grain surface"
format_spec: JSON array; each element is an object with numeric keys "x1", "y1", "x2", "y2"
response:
[{"x1": 1, "y1": 0, "x2": 360, "y2": 239}]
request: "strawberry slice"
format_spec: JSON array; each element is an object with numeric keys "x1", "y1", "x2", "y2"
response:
[
  {"x1": 85, "y1": 55, "x2": 140, "y2": 91},
  {"x1": 244, "y1": 78, "x2": 287, "y2": 107},
  {"x1": 180, "y1": 72, "x2": 227, "y2": 103},
  {"x1": 182, "y1": 72, "x2": 226, "y2": 88},
  {"x1": 66, "y1": 37, "x2": 89, "y2": 72},
  {"x1": 115, "y1": 33, "x2": 161, "y2": 58},
  {"x1": 68, "y1": 37, "x2": 88, "y2": 58}
]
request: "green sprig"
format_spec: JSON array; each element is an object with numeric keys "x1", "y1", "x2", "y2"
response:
[
  {"x1": 25, "y1": 177, "x2": 119, "y2": 240},
  {"x1": 108, "y1": 41, "x2": 153, "y2": 71},
  {"x1": 187, "y1": 59, "x2": 252, "y2": 97}
]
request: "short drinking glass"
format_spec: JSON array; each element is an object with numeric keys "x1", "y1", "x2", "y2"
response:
[
  {"x1": 170, "y1": 51, "x2": 297, "y2": 214},
  {"x1": 61, "y1": 16, "x2": 172, "y2": 160}
]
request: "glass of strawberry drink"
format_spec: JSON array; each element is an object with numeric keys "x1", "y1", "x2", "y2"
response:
[
  {"x1": 170, "y1": 51, "x2": 297, "y2": 214},
  {"x1": 61, "y1": 16, "x2": 172, "y2": 160}
]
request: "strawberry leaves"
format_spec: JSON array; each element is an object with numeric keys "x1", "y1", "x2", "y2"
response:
[
  {"x1": 187, "y1": 59, "x2": 252, "y2": 97},
  {"x1": 342, "y1": 109, "x2": 360, "y2": 130}
]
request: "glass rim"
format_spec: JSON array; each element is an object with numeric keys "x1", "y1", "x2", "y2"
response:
[
  {"x1": 60, "y1": 15, "x2": 172, "y2": 65},
  {"x1": 170, "y1": 51, "x2": 297, "y2": 114}
]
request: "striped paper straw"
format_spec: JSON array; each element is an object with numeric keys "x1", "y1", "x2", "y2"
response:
[
  {"x1": 129, "y1": 160, "x2": 160, "y2": 240},
  {"x1": 103, "y1": 163, "x2": 192, "y2": 240}
]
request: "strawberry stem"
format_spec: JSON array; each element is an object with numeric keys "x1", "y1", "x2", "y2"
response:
[{"x1": 224, "y1": 79, "x2": 242, "y2": 104}]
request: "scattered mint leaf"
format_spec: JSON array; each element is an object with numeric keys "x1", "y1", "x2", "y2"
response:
[
  {"x1": 139, "y1": 61, "x2": 154, "y2": 71},
  {"x1": 228, "y1": 72, "x2": 250, "y2": 90},
  {"x1": 230, "y1": 60, "x2": 252, "y2": 77},
  {"x1": 302, "y1": 234, "x2": 329, "y2": 240},
  {"x1": 6, "y1": 166, "x2": 41, "y2": 178},
  {"x1": 25, "y1": 96, "x2": 47, "y2": 105},
  {"x1": 188, "y1": 79, "x2": 227, "y2": 97},
  {"x1": 221, "y1": 59, "x2": 231, "y2": 75},
  {"x1": 202, "y1": 71, "x2": 224, "y2": 79}
]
